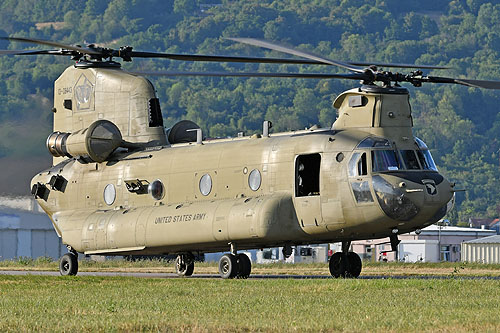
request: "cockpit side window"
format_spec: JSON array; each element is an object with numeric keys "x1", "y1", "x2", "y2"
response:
[
  {"x1": 358, "y1": 153, "x2": 367, "y2": 176},
  {"x1": 416, "y1": 150, "x2": 438, "y2": 171},
  {"x1": 415, "y1": 137, "x2": 438, "y2": 171},
  {"x1": 348, "y1": 152, "x2": 367, "y2": 176}
]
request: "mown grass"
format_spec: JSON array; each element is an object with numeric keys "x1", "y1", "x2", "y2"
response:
[
  {"x1": 1, "y1": 257, "x2": 500, "y2": 277},
  {"x1": 0, "y1": 275, "x2": 498, "y2": 332}
]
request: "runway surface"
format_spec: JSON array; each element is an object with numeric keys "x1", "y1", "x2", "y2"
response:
[{"x1": 1, "y1": 270, "x2": 499, "y2": 280}]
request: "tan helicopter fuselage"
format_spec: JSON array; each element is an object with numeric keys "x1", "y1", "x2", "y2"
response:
[{"x1": 32, "y1": 66, "x2": 454, "y2": 256}]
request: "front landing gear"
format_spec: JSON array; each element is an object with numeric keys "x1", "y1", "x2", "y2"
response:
[
  {"x1": 59, "y1": 251, "x2": 78, "y2": 276},
  {"x1": 329, "y1": 241, "x2": 362, "y2": 278},
  {"x1": 175, "y1": 254, "x2": 195, "y2": 277},
  {"x1": 218, "y1": 253, "x2": 252, "y2": 279},
  {"x1": 329, "y1": 252, "x2": 362, "y2": 278}
]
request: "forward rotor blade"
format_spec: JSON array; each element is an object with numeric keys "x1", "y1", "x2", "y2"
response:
[
  {"x1": 129, "y1": 51, "x2": 326, "y2": 65},
  {"x1": 348, "y1": 61, "x2": 449, "y2": 70},
  {"x1": 0, "y1": 36, "x2": 101, "y2": 55},
  {"x1": 130, "y1": 70, "x2": 368, "y2": 80},
  {"x1": 227, "y1": 37, "x2": 364, "y2": 73},
  {"x1": 425, "y1": 76, "x2": 500, "y2": 89}
]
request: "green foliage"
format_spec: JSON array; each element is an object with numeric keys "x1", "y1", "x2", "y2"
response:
[{"x1": 0, "y1": 0, "x2": 499, "y2": 221}]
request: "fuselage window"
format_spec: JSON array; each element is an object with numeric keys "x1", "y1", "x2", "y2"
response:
[
  {"x1": 103, "y1": 184, "x2": 116, "y2": 205},
  {"x1": 371, "y1": 150, "x2": 400, "y2": 172},
  {"x1": 199, "y1": 174, "x2": 212, "y2": 196},
  {"x1": 248, "y1": 169, "x2": 261, "y2": 191},
  {"x1": 400, "y1": 150, "x2": 421, "y2": 170},
  {"x1": 296, "y1": 153, "x2": 321, "y2": 197},
  {"x1": 148, "y1": 179, "x2": 165, "y2": 200}
]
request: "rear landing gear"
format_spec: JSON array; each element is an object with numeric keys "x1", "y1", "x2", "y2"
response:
[
  {"x1": 175, "y1": 253, "x2": 195, "y2": 277},
  {"x1": 218, "y1": 252, "x2": 252, "y2": 279},
  {"x1": 59, "y1": 250, "x2": 78, "y2": 276}
]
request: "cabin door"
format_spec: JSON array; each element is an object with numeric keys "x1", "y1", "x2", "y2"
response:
[{"x1": 293, "y1": 154, "x2": 323, "y2": 233}]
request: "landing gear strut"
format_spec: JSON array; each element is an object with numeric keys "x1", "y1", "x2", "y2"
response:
[
  {"x1": 59, "y1": 247, "x2": 78, "y2": 276},
  {"x1": 218, "y1": 244, "x2": 252, "y2": 279},
  {"x1": 175, "y1": 253, "x2": 195, "y2": 277},
  {"x1": 328, "y1": 241, "x2": 362, "y2": 278}
]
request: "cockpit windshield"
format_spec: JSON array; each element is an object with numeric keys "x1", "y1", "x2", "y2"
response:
[
  {"x1": 400, "y1": 150, "x2": 421, "y2": 170},
  {"x1": 352, "y1": 136, "x2": 439, "y2": 173},
  {"x1": 371, "y1": 150, "x2": 401, "y2": 172}
]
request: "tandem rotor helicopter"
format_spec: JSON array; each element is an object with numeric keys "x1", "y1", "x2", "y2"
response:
[{"x1": 2, "y1": 36, "x2": 500, "y2": 278}]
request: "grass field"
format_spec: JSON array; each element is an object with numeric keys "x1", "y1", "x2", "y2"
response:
[
  {"x1": 0, "y1": 275, "x2": 499, "y2": 332},
  {"x1": 1, "y1": 257, "x2": 500, "y2": 277}
]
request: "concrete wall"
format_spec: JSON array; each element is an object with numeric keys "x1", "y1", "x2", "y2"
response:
[{"x1": 462, "y1": 243, "x2": 500, "y2": 264}]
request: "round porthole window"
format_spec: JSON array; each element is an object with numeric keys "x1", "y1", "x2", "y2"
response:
[
  {"x1": 199, "y1": 174, "x2": 212, "y2": 196},
  {"x1": 148, "y1": 179, "x2": 165, "y2": 200},
  {"x1": 248, "y1": 169, "x2": 261, "y2": 191},
  {"x1": 103, "y1": 184, "x2": 116, "y2": 205},
  {"x1": 336, "y1": 152, "x2": 344, "y2": 162}
]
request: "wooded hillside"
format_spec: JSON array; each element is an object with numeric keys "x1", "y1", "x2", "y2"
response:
[{"x1": 0, "y1": 0, "x2": 499, "y2": 223}]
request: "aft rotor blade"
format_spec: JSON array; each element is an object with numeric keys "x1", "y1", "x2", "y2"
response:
[
  {"x1": 0, "y1": 49, "x2": 56, "y2": 55},
  {"x1": 129, "y1": 51, "x2": 326, "y2": 65},
  {"x1": 130, "y1": 70, "x2": 368, "y2": 80},
  {"x1": 0, "y1": 36, "x2": 101, "y2": 55},
  {"x1": 227, "y1": 37, "x2": 364, "y2": 73},
  {"x1": 424, "y1": 76, "x2": 500, "y2": 89}
]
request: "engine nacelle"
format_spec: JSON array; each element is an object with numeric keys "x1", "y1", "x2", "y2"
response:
[{"x1": 47, "y1": 120, "x2": 122, "y2": 162}]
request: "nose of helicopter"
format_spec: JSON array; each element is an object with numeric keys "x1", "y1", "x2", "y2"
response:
[{"x1": 371, "y1": 172, "x2": 454, "y2": 224}]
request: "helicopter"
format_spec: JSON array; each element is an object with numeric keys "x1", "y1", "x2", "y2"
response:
[{"x1": 2, "y1": 36, "x2": 500, "y2": 279}]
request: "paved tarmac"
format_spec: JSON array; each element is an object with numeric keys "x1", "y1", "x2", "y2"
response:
[{"x1": 1, "y1": 270, "x2": 499, "y2": 280}]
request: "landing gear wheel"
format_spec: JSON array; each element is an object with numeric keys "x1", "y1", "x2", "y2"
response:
[
  {"x1": 329, "y1": 252, "x2": 347, "y2": 278},
  {"x1": 236, "y1": 253, "x2": 251, "y2": 279},
  {"x1": 175, "y1": 255, "x2": 194, "y2": 277},
  {"x1": 346, "y1": 252, "x2": 362, "y2": 278},
  {"x1": 218, "y1": 253, "x2": 238, "y2": 279},
  {"x1": 59, "y1": 253, "x2": 78, "y2": 276}
]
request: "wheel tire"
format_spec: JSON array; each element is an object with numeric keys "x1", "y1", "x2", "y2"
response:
[
  {"x1": 175, "y1": 256, "x2": 195, "y2": 277},
  {"x1": 346, "y1": 252, "x2": 362, "y2": 278},
  {"x1": 236, "y1": 253, "x2": 251, "y2": 279},
  {"x1": 218, "y1": 254, "x2": 238, "y2": 279},
  {"x1": 59, "y1": 253, "x2": 78, "y2": 276},
  {"x1": 329, "y1": 252, "x2": 347, "y2": 278},
  {"x1": 184, "y1": 262, "x2": 194, "y2": 276}
]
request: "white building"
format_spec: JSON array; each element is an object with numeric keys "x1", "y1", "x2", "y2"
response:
[
  {"x1": 352, "y1": 225, "x2": 496, "y2": 262},
  {"x1": 462, "y1": 235, "x2": 500, "y2": 264}
]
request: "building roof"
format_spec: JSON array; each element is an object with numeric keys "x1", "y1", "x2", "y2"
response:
[
  {"x1": 408, "y1": 225, "x2": 496, "y2": 237},
  {"x1": 422, "y1": 225, "x2": 495, "y2": 232},
  {"x1": 463, "y1": 235, "x2": 500, "y2": 244}
]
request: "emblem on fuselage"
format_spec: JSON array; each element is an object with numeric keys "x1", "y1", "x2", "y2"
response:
[
  {"x1": 422, "y1": 179, "x2": 437, "y2": 195},
  {"x1": 74, "y1": 74, "x2": 94, "y2": 111}
]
